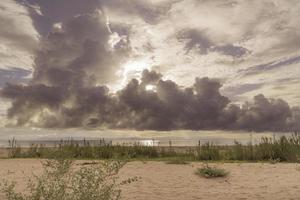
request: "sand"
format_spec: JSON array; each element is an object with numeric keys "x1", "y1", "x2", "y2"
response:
[{"x1": 0, "y1": 159, "x2": 299, "y2": 200}]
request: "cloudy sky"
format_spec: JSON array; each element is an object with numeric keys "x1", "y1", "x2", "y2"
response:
[{"x1": 0, "y1": 0, "x2": 299, "y2": 131}]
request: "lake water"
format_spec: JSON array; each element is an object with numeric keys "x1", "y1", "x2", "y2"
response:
[{"x1": 0, "y1": 128, "x2": 293, "y2": 147}]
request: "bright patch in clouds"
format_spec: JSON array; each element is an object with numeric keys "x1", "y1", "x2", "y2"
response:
[
  {"x1": 116, "y1": 58, "x2": 152, "y2": 89},
  {"x1": 145, "y1": 84, "x2": 156, "y2": 91}
]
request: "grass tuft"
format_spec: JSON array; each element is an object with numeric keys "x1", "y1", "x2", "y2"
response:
[{"x1": 195, "y1": 164, "x2": 229, "y2": 178}]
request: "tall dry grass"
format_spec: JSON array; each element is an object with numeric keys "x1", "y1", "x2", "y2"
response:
[{"x1": 6, "y1": 133, "x2": 300, "y2": 162}]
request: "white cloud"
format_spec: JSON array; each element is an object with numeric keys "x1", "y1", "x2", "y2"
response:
[{"x1": 0, "y1": 0, "x2": 39, "y2": 70}]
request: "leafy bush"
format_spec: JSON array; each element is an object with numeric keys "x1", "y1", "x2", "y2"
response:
[
  {"x1": 195, "y1": 164, "x2": 229, "y2": 178},
  {"x1": 0, "y1": 159, "x2": 137, "y2": 200}
]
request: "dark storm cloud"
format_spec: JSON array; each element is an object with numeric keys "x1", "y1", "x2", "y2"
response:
[
  {"x1": 236, "y1": 94, "x2": 292, "y2": 131},
  {"x1": 141, "y1": 69, "x2": 162, "y2": 85},
  {"x1": 117, "y1": 71, "x2": 230, "y2": 130},
  {"x1": 31, "y1": 11, "x2": 130, "y2": 87},
  {"x1": 17, "y1": 0, "x2": 175, "y2": 36},
  {"x1": 16, "y1": 0, "x2": 101, "y2": 35},
  {"x1": 1, "y1": 83, "x2": 64, "y2": 125},
  {"x1": 2, "y1": 67, "x2": 300, "y2": 131},
  {"x1": 0, "y1": 9, "x2": 129, "y2": 128}
]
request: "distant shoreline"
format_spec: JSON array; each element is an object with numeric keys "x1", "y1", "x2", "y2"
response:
[{"x1": 0, "y1": 128, "x2": 294, "y2": 148}]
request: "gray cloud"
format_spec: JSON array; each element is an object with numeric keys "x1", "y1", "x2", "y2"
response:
[
  {"x1": 31, "y1": 11, "x2": 130, "y2": 88},
  {"x1": 236, "y1": 94, "x2": 292, "y2": 132},
  {"x1": 177, "y1": 29, "x2": 213, "y2": 54},
  {"x1": 116, "y1": 72, "x2": 230, "y2": 130},
  {"x1": 222, "y1": 83, "x2": 264, "y2": 98},
  {"x1": 0, "y1": 9, "x2": 130, "y2": 128},
  {"x1": 240, "y1": 55, "x2": 300, "y2": 76},
  {"x1": 17, "y1": 0, "x2": 176, "y2": 36},
  {"x1": 2, "y1": 67, "x2": 300, "y2": 131},
  {"x1": 212, "y1": 44, "x2": 250, "y2": 58},
  {"x1": 177, "y1": 28, "x2": 249, "y2": 57},
  {"x1": 288, "y1": 107, "x2": 300, "y2": 131},
  {"x1": 16, "y1": 0, "x2": 101, "y2": 35},
  {"x1": 0, "y1": 68, "x2": 31, "y2": 88}
]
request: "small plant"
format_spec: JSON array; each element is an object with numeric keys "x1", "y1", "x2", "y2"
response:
[
  {"x1": 0, "y1": 158, "x2": 137, "y2": 200},
  {"x1": 269, "y1": 158, "x2": 280, "y2": 164},
  {"x1": 195, "y1": 164, "x2": 229, "y2": 178},
  {"x1": 166, "y1": 159, "x2": 190, "y2": 165},
  {"x1": 7, "y1": 138, "x2": 21, "y2": 158}
]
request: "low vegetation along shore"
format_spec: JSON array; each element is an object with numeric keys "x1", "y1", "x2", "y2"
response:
[
  {"x1": 0, "y1": 134, "x2": 299, "y2": 199},
  {"x1": 2, "y1": 133, "x2": 300, "y2": 162}
]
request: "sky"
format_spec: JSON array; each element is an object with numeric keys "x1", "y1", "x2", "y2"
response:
[{"x1": 0, "y1": 0, "x2": 299, "y2": 131}]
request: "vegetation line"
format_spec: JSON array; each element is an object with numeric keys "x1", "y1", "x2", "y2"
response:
[{"x1": 5, "y1": 133, "x2": 300, "y2": 162}]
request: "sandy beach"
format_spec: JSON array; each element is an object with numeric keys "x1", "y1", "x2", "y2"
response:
[{"x1": 0, "y1": 159, "x2": 299, "y2": 200}]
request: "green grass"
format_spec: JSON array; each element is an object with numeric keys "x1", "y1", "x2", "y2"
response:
[
  {"x1": 197, "y1": 142, "x2": 221, "y2": 160},
  {"x1": 5, "y1": 133, "x2": 300, "y2": 162},
  {"x1": 195, "y1": 164, "x2": 229, "y2": 178}
]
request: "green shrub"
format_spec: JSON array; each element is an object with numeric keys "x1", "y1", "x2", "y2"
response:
[
  {"x1": 195, "y1": 164, "x2": 229, "y2": 178},
  {"x1": 0, "y1": 159, "x2": 137, "y2": 200}
]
